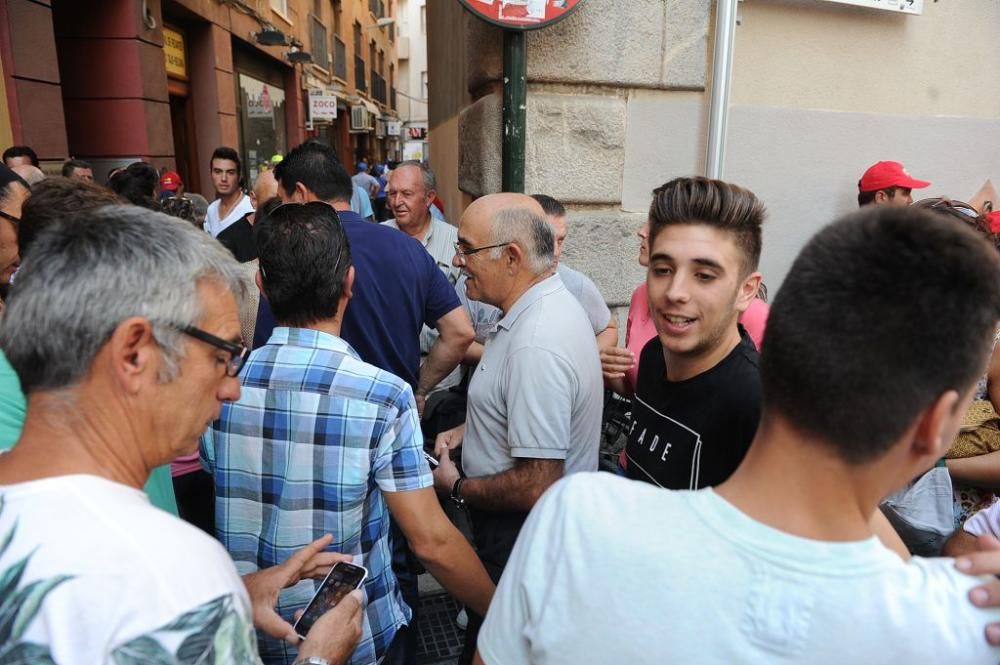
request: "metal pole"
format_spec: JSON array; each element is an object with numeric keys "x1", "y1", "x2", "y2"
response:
[
  {"x1": 502, "y1": 30, "x2": 527, "y2": 193},
  {"x1": 705, "y1": 0, "x2": 739, "y2": 180}
]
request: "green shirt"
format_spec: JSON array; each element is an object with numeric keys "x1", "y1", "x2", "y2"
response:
[{"x1": 0, "y1": 351, "x2": 178, "y2": 515}]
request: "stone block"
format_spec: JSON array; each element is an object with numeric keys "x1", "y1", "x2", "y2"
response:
[
  {"x1": 462, "y1": 0, "x2": 708, "y2": 90},
  {"x1": 561, "y1": 209, "x2": 648, "y2": 307},
  {"x1": 525, "y1": 0, "x2": 665, "y2": 87},
  {"x1": 662, "y1": 0, "x2": 711, "y2": 88},
  {"x1": 622, "y1": 90, "x2": 707, "y2": 212},
  {"x1": 458, "y1": 93, "x2": 502, "y2": 197},
  {"x1": 525, "y1": 92, "x2": 626, "y2": 204}
]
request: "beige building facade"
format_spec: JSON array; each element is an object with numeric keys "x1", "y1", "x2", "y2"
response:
[{"x1": 428, "y1": 0, "x2": 1000, "y2": 314}]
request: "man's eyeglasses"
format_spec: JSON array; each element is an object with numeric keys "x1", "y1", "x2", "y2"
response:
[
  {"x1": 453, "y1": 241, "x2": 511, "y2": 260},
  {"x1": 0, "y1": 210, "x2": 19, "y2": 225},
  {"x1": 172, "y1": 324, "x2": 249, "y2": 377}
]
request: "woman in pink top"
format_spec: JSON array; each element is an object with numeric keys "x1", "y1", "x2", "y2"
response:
[{"x1": 601, "y1": 221, "x2": 770, "y2": 396}]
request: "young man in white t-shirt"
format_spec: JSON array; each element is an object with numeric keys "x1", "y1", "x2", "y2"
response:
[
  {"x1": 204, "y1": 146, "x2": 255, "y2": 238},
  {"x1": 0, "y1": 206, "x2": 362, "y2": 665},
  {"x1": 476, "y1": 204, "x2": 1000, "y2": 664}
]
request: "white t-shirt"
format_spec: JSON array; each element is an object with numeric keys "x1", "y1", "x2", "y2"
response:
[
  {"x1": 0, "y1": 475, "x2": 257, "y2": 664},
  {"x1": 479, "y1": 473, "x2": 1000, "y2": 665},
  {"x1": 205, "y1": 194, "x2": 254, "y2": 238}
]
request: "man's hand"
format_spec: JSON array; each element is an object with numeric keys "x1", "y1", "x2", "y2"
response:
[
  {"x1": 434, "y1": 423, "x2": 465, "y2": 458},
  {"x1": 599, "y1": 346, "x2": 634, "y2": 380},
  {"x1": 433, "y1": 449, "x2": 462, "y2": 494},
  {"x1": 296, "y1": 590, "x2": 365, "y2": 665},
  {"x1": 242, "y1": 534, "x2": 353, "y2": 644},
  {"x1": 954, "y1": 534, "x2": 1000, "y2": 645}
]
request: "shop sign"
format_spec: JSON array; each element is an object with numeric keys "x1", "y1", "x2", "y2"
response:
[
  {"x1": 386, "y1": 121, "x2": 402, "y2": 136},
  {"x1": 817, "y1": 0, "x2": 921, "y2": 13},
  {"x1": 309, "y1": 92, "x2": 339, "y2": 121},
  {"x1": 163, "y1": 27, "x2": 187, "y2": 79},
  {"x1": 458, "y1": 0, "x2": 586, "y2": 30},
  {"x1": 407, "y1": 127, "x2": 427, "y2": 140},
  {"x1": 247, "y1": 85, "x2": 275, "y2": 118}
]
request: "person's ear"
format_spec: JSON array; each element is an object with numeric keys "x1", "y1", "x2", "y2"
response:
[
  {"x1": 736, "y1": 271, "x2": 762, "y2": 313},
  {"x1": 107, "y1": 317, "x2": 158, "y2": 395},
  {"x1": 342, "y1": 265, "x2": 356, "y2": 302},
  {"x1": 911, "y1": 389, "x2": 963, "y2": 461},
  {"x1": 505, "y1": 242, "x2": 524, "y2": 273},
  {"x1": 874, "y1": 190, "x2": 889, "y2": 205},
  {"x1": 294, "y1": 182, "x2": 312, "y2": 202}
]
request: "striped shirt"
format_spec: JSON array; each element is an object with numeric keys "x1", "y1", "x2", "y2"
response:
[{"x1": 200, "y1": 327, "x2": 432, "y2": 665}]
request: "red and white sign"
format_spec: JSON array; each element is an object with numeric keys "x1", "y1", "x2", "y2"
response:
[
  {"x1": 309, "y1": 93, "x2": 339, "y2": 121},
  {"x1": 458, "y1": 0, "x2": 586, "y2": 30}
]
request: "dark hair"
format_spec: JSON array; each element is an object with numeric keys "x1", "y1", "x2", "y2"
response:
[
  {"x1": 531, "y1": 194, "x2": 566, "y2": 218},
  {"x1": 159, "y1": 195, "x2": 198, "y2": 227},
  {"x1": 19, "y1": 177, "x2": 123, "y2": 257},
  {"x1": 210, "y1": 147, "x2": 241, "y2": 175},
  {"x1": 254, "y1": 196, "x2": 284, "y2": 225},
  {"x1": 61, "y1": 158, "x2": 92, "y2": 178},
  {"x1": 648, "y1": 176, "x2": 765, "y2": 275},
  {"x1": 3, "y1": 146, "x2": 39, "y2": 167},
  {"x1": 273, "y1": 140, "x2": 353, "y2": 204},
  {"x1": 109, "y1": 162, "x2": 159, "y2": 210},
  {"x1": 0, "y1": 165, "x2": 28, "y2": 206},
  {"x1": 857, "y1": 186, "x2": 908, "y2": 207},
  {"x1": 761, "y1": 205, "x2": 1000, "y2": 464},
  {"x1": 254, "y1": 201, "x2": 352, "y2": 327}
]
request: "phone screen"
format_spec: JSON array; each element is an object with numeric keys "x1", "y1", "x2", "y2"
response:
[{"x1": 293, "y1": 562, "x2": 368, "y2": 638}]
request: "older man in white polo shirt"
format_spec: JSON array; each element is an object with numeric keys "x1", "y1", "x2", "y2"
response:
[{"x1": 430, "y1": 192, "x2": 602, "y2": 665}]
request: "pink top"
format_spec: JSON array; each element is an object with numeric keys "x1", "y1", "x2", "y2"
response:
[
  {"x1": 171, "y1": 453, "x2": 203, "y2": 478},
  {"x1": 623, "y1": 283, "x2": 770, "y2": 395}
]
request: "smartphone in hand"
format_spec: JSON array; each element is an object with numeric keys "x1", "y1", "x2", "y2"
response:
[{"x1": 293, "y1": 561, "x2": 368, "y2": 639}]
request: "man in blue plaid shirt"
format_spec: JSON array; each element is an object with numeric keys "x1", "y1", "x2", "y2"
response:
[{"x1": 200, "y1": 202, "x2": 494, "y2": 665}]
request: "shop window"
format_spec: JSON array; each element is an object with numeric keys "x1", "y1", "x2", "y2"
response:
[{"x1": 237, "y1": 72, "x2": 287, "y2": 184}]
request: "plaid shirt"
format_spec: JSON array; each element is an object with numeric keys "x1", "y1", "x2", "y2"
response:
[{"x1": 200, "y1": 327, "x2": 431, "y2": 665}]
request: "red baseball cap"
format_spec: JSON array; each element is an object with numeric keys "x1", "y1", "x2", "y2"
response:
[
  {"x1": 160, "y1": 171, "x2": 182, "y2": 191},
  {"x1": 858, "y1": 161, "x2": 930, "y2": 193}
]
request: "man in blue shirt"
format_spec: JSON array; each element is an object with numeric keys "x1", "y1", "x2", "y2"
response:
[{"x1": 202, "y1": 201, "x2": 493, "y2": 665}]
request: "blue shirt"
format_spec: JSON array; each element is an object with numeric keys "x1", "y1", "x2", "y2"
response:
[
  {"x1": 253, "y1": 209, "x2": 461, "y2": 389},
  {"x1": 350, "y1": 184, "x2": 374, "y2": 220},
  {"x1": 200, "y1": 327, "x2": 432, "y2": 665}
]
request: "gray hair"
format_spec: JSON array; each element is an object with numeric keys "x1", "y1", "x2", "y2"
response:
[
  {"x1": 0, "y1": 205, "x2": 247, "y2": 394},
  {"x1": 489, "y1": 207, "x2": 555, "y2": 275},
  {"x1": 395, "y1": 160, "x2": 436, "y2": 193}
]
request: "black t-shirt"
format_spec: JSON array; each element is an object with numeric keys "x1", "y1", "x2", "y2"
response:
[
  {"x1": 216, "y1": 213, "x2": 257, "y2": 262},
  {"x1": 624, "y1": 326, "x2": 761, "y2": 490}
]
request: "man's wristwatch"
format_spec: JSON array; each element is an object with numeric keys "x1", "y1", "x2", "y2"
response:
[
  {"x1": 293, "y1": 658, "x2": 331, "y2": 665},
  {"x1": 450, "y1": 477, "x2": 466, "y2": 507}
]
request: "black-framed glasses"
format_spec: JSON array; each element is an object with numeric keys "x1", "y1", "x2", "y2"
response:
[
  {"x1": 0, "y1": 210, "x2": 19, "y2": 225},
  {"x1": 173, "y1": 324, "x2": 249, "y2": 377},
  {"x1": 453, "y1": 241, "x2": 511, "y2": 261}
]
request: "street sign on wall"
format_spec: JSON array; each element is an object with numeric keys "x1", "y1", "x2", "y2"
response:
[
  {"x1": 457, "y1": 0, "x2": 586, "y2": 30},
  {"x1": 817, "y1": 0, "x2": 922, "y2": 14}
]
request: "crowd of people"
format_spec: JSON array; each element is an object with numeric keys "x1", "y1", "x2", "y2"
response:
[{"x1": 2, "y1": 139, "x2": 1000, "y2": 665}]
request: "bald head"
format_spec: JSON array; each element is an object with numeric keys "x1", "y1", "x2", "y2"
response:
[
  {"x1": 12, "y1": 165, "x2": 44, "y2": 187},
  {"x1": 252, "y1": 169, "x2": 278, "y2": 207},
  {"x1": 461, "y1": 193, "x2": 553, "y2": 275}
]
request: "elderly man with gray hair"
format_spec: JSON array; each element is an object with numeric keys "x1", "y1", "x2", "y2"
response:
[
  {"x1": 430, "y1": 193, "x2": 603, "y2": 665},
  {"x1": 0, "y1": 206, "x2": 363, "y2": 664}
]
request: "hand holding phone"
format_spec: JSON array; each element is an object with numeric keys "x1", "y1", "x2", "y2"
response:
[
  {"x1": 423, "y1": 451, "x2": 439, "y2": 467},
  {"x1": 293, "y1": 561, "x2": 368, "y2": 639}
]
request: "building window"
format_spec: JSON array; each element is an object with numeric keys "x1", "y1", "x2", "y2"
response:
[
  {"x1": 311, "y1": 14, "x2": 329, "y2": 71},
  {"x1": 271, "y1": 0, "x2": 289, "y2": 17},
  {"x1": 420, "y1": 70, "x2": 427, "y2": 100},
  {"x1": 354, "y1": 21, "x2": 362, "y2": 56},
  {"x1": 333, "y1": 36, "x2": 347, "y2": 80},
  {"x1": 333, "y1": 0, "x2": 342, "y2": 35}
]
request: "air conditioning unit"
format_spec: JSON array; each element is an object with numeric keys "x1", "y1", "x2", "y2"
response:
[{"x1": 350, "y1": 106, "x2": 370, "y2": 131}]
